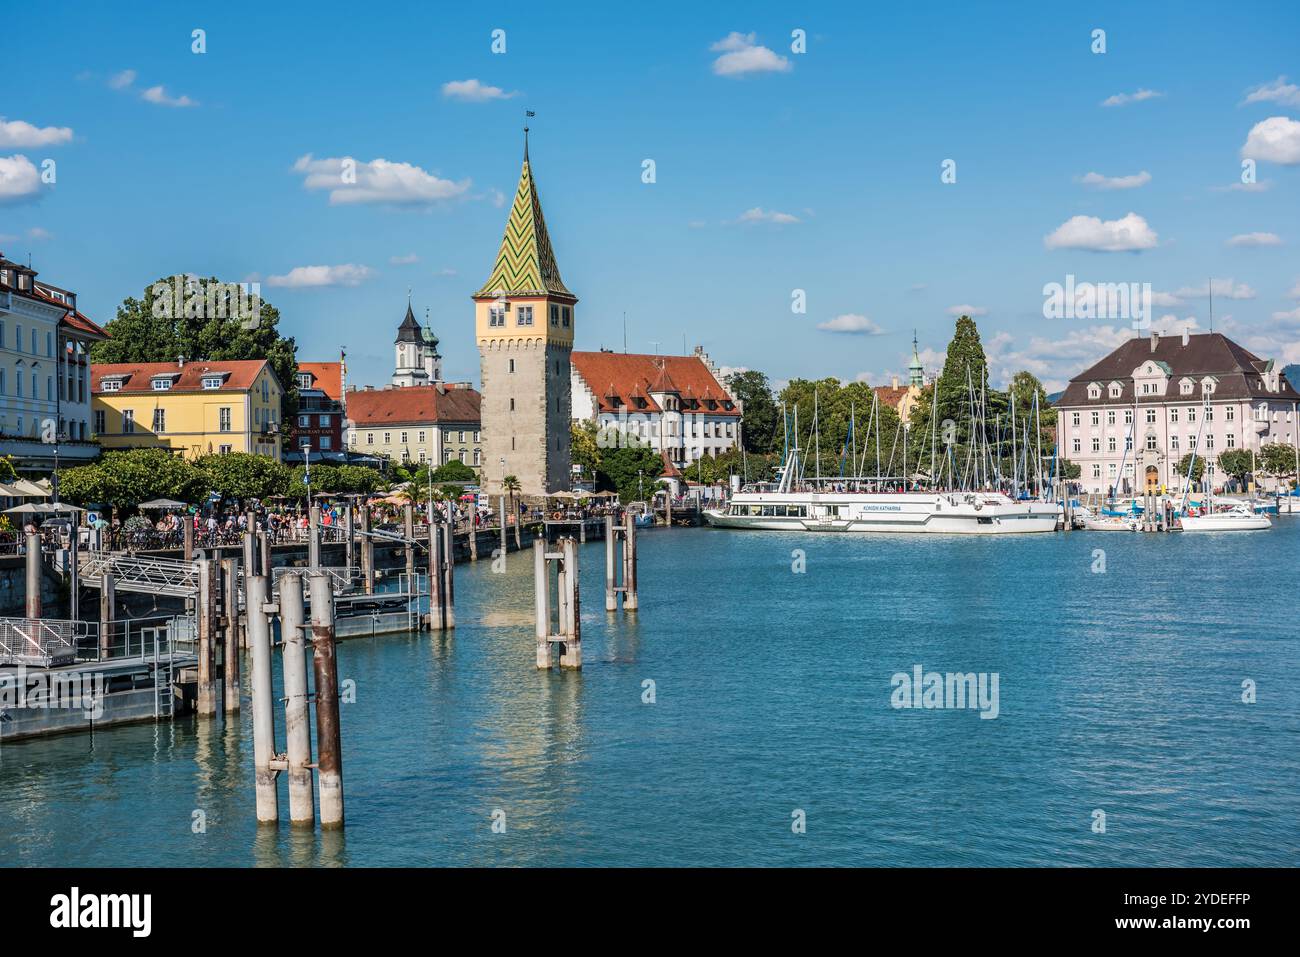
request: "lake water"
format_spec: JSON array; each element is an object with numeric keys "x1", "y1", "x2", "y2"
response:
[{"x1": 2, "y1": 521, "x2": 1298, "y2": 867}]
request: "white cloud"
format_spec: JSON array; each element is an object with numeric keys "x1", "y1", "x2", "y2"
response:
[
  {"x1": 433, "y1": 267, "x2": 457, "y2": 277},
  {"x1": 909, "y1": 283, "x2": 927, "y2": 292},
  {"x1": 1174, "y1": 278, "x2": 1256, "y2": 300},
  {"x1": 265, "y1": 264, "x2": 375, "y2": 288},
  {"x1": 26, "y1": 227, "x2": 51, "y2": 240},
  {"x1": 440, "y1": 79, "x2": 519, "y2": 102},
  {"x1": 108, "y1": 69, "x2": 136, "y2": 90},
  {"x1": 1211, "y1": 180, "x2": 1273, "y2": 192},
  {"x1": 1226, "y1": 231, "x2": 1282, "y2": 247},
  {"x1": 489, "y1": 188, "x2": 506, "y2": 208},
  {"x1": 1270, "y1": 306, "x2": 1300, "y2": 324},
  {"x1": 1100, "y1": 88, "x2": 1164, "y2": 108},
  {"x1": 983, "y1": 325, "x2": 1136, "y2": 392},
  {"x1": 389, "y1": 253, "x2": 419, "y2": 265},
  {"x1": 1044, "y1": 212, "x2": 1158, "y2": 252},
  {"x1": 734, "y1": 206, "x2": 799, "y2": 225},
  {"x1": 1151, "y1": 291, "x2": 1182, "y2": 307},
  {"x1": 1242, "y1": 76, "x2": 1300, "y2": 108},
  {"x1": 1078, "y1": 170, "x2": 1151, "y2": 190},
  {"x1": 946, "y1": 304, "x2": 988, "y2": 317},
  {"x1": 710, "y1": 32, "x2": 792, "y2": 77},
  {"x1": 0, "y1": 154, "x2": 43, "y2": 204},
  {"x1": 816, "y1": 314, "x2": 884, "y2": 335},
  {"x1": 141, "y1": 85, "x2": 198, "y2": 108},
  {"x1": 1241, "y1": 116, "x2": 1300, "y2": 164},
  {"x1": 1289, "y1": 279, "x2": 1300, "y2": 298},
  {"x1": 0, "y1": 117, "x2": 73, "y2": 148},
  {"x1": 292, "y1": 154, "x2": 471, "y2": 207}
]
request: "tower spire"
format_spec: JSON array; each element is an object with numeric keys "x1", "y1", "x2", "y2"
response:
[{"x1": 524, "y1": 110, "x2": 535, "y2": 162}]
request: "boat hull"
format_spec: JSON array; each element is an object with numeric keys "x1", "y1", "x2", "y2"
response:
[
  {"x1": 703, "y1": 492, "x2": 1060, "y2": 535},
  {"x1": 1179, "y1": 514, "x2": 1272, "y2": 532}
]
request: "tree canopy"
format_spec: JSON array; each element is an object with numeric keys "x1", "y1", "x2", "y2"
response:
[{"x1": 725, "y1": 369, "x2": 780, "y2": 454}]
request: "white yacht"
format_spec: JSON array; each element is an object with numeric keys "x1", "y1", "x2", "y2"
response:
[{"x1": 1179, "y1": 502, "x2": 1272, "y2": 532}]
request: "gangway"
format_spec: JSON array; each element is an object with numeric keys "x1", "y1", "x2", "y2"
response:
[
  {"x1": 78, "y1": 551, "x2": 199, "y2": 598},
  {"x1": 0, "y1": 617, "x2": 87, "y2": 667}
]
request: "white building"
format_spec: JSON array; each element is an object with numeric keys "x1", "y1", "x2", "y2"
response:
[
  {"x1": 1055, "y1": 330, "x2": 1300, "y2": 495},
  {"x1": 0, "y1": 253, "x2": 106, "y2": 476},
  {"x1": 570, "y1": 349, "x2": 740, "y2": 488},
  {"x1": 392, "y1": 301, "x2": 442, "y2": 388}
]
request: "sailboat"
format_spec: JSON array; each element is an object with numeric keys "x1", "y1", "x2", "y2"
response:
[{"x1": 1176, "y1": 393, "x2": 1271, "y2": 532}]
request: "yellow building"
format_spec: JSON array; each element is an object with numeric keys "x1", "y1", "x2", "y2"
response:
[{"x1": 91, "y1": 359, "x2": 283, "y2": 460}]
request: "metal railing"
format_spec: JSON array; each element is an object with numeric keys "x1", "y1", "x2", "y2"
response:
[
  {"x1": 0, "y1": 617, "x2": 86, "y2": 667},
  {"x1": 78, "y1": 550, "x2": 199, "y2": 597}
]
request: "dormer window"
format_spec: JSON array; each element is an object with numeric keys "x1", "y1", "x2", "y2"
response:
[
  {"x1": 1087, "y1": 383, "x2": 1100, "y2": 400},
  {"x1": 1108, "y1": 382, "x2": 1122, "y2": 399},
  {"x1": 152, "y1": 376, "x2": 175, "y2": 391},
  {"x1": 1180, "y1": 378, "x2": 1194, "y2": 395},
  {"x1": 202, "y1": 375, "x2": 224, "y2": 390},
  {"x1": 1202, "y1": 380, "x2": 1215, "y2": 395},
  {"x1": 297, "y1": 372, "x2": 313, "y2": 389},
  {"x1": 101, "y1": 378, "x2": 123, "y2": 392}
]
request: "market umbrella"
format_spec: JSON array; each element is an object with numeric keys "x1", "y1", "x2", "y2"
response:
[
  {"x1": 10, "y1": 479, "x2": 50, "y2": 497},
  {"x1": 138, "y1": 498, "x2": 187, "y2": 509},
  {"x1": 547, "y1": 490, "x2": 578, "y2": 499},
  {"x1": 5, "y1": 502, "x2": 85, "y2": 514}
]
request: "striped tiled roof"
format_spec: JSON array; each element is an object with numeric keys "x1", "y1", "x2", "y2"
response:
[{"x1": 473, "y1": 153, "x2": 572, "y2": 300}]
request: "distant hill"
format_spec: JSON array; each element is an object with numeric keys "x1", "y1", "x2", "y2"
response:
[{"x1": 1046, "y1": 390, "x2": 1064, "y2": 404}]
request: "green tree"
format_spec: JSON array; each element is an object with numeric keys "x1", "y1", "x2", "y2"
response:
[
  {"x1": 0, "y1": 455, "x2": 17, "y2": 483},
  {"x1": 1259, "y1": 443, "x2": 1298, "y2": 487},
  {"x1": 1216, "y1": 449, "x2": 1255, "y2": 487},
  {"x1": 1058, "y1": 458, "x2": 1082, "y2": 481},
  {"x1": 1174, "y1": 452, "x2": 1206, "y2": 483},
  {"x1": 726, "y1": 369, "x2": 780, "y2": 454},
  {"x1": 430, "y1": 460, "x2": 478, "y2": 483},
  {"x1": 91, "y1": 274, "x2": 301, "y2": 424},
  {"x1": 778, "y1": 377, "x2": 905, "y2": 477},
  {"x1": 197, "y1": 452, "x2": 291, "y2": 501},
  {"x1": 59, "y1": 448, "x2": 209, "y2": 509},
  {"x1": 598, "y1": 445, "x2": 663, "y2": 502},
  {"x1": 570, "y1": 420, "x2": 600, "y2": 480}
]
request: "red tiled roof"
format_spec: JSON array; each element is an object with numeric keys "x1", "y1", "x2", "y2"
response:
[
  {"x1": 347, "y1": 385, "x2": 481, "y2": 427},
  {"x1": 571, "y1": 352, "x2": 738, "y2": 416},
  {"x1": 27, "y1": 286, "x2": 108, "y2": 339},
  {"x1": 298, "y1": 362, "x2": 342, "y2": 400},
  {"x1": 92, "y1": 359, "x2": 274, "y2": 394},
  {"x1": 874, "y1": 385, "x2": 908, "y2": 410},
  {"x1": 660, "y1": 451, "x2": 682, "y2": 478}
]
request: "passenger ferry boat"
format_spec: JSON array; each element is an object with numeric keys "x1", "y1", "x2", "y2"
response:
[{"x1": 703, "y1": 447, "x2": 1060, "y2": 535}]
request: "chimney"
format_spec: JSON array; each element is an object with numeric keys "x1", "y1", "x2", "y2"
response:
[
  {"x1": 177, "y1": 355, "x2": 185, "y2": 367},
  {"x1": 892, "y1": 375, "x2": 900, "y2": 389},
  {"x1": 1181, "y1": 328, "x2": 1190, "y2": 347},
  {"x1": 1149, "y1": 332, "x2": 1159, "y2": 353}
]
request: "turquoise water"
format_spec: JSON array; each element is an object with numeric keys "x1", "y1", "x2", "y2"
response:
[{"x1": 2, "y1": 523, "x2": 1298, "y2": 867}]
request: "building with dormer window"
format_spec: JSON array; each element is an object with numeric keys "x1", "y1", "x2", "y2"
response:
[
  {"x1": 392, "y1": 302, "x2": 442, "y2": 388},
  {"x1": 1055, "y1": 330, "x2": 1300, "y2": 495}
]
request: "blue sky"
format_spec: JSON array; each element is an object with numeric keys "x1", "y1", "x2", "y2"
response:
[{"x1": 4, "y1": 0, "x2": 1300, "y2": 391}]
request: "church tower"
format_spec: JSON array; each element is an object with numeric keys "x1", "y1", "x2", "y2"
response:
[
  {"x1": 393, "y1": 299, "x2": 443, "y2": 387},
  {"x1": 908, "y1": 331, "x2": 924, "y2": 387},
  {"x1": 473, "y1": 133, "x2": 575, "y2": 497}
]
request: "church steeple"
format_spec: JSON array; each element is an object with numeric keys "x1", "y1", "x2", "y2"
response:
[
  {"x1": 474, "y1": 141, "x2": 572, "y2": 300},
  {"x1": 908, "y1": 330, "x2": 924, "y2": 387}
]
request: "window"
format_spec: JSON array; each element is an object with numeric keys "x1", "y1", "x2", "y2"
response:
[
  {"x1": 31, "y1": 329, "x2": 37, "y2": 353},
  {"x1": 1169, "y1": 408, "x2": 1178, "y2": 423},
  {"x1": 1188, "y1": 408, "x2": 1196, "y2": 422},
  {"x1": 550, "y1": 305, "x2": 559, "y2": 325},
  {"x1": 202, "y1": 376, "x2": 223, "y2": 389},
  {"x1": 1092, "y1": 438, "x2": 1100, "y2": 453},
  {"x1": 1071, "y1": 412, "x2": 1080, "y2": 427},
  {"x1": 152, "y1": 408, "x2": 166, "y2": 433},
  {"x1": 1146, "y1": 434, "x2": 1157, "y2": 451},
  {"x1": 1226, "y1": 407, "x2": 1235, "y2": 421},
  {"x1": 1124, "y1": 410, "x2": 1132, "y2": 425},
  {"x1": 319, "y1": 414, "x2": 330, "y2": 427},
  {"x1": 1205, "y1": 408, "x2": 1213, "y2": 421},
  {"x1": 473, "y1": 449, "x2": 481, "y2": 466},
  {"x1": 152, "y1": 378, "x2": 172, "y2": 391},
  {"x1": 489, "y1": 307, "x2": 506, "y2": 327},
  {"x1": 14, "y1": 369, "x2": 21, "y2": 398},
  {"x1": 508, "y1": 359, "x2": 515, "y2": 373},
  {"x1": 47, "y1": 376, "x2": 53, "y2": 401},
  {"x1": 1145, "y1": 409, "x2": 1156, "y2": 423},
  {"x1": 319, "y1": 436, "x2": 331, "y2": 450},
  {"x1": 123, "y1": 409, "x2": 135, "y2": 433},
  {"x1": 1206, "y1": 433, "x2": 1214, "y2": 449},
  {"x1": 14, "y1": 324, "x2": 21, "y2": 351},
  {"x1": 1090, "y1": 411, "x2": 1099, "y2": 426},
  {"x1": 1107, "y1": 437, "x2": 1116, "y2": 452},
  {"x1": 219, "y1": 407, "x2": 232, "y2": 432},
  {"x1": 101, "y1": 379, "x2": 122, "y2": 392},
  {"x1": 1171, "y1": 435, "x2": 1179, "y2": 451},
  {"x1": 1072, "y1": 438, "x2": 1080, "y2": 453},
  {"x1": 562, "y1": 307, "x2": 571, "y2": 327},
  {"x1": 297, "y1": 373, "x2": 312, "y2": 389},
  {"x1": 1227, "y1": 433, "x2": 1235, "y2": 448},
  {"x1": 418, "y1": 431, "x2": 426, "y2": 443},
  {"x1": 1107, "y1": 411, "x2": 1116, "y2": 426},
  {"x1": 474, "y1": 430, "x2": 480, "y2": 442},
  {"x1": 366, "y1": 432, "x2": 374, "y2": 445},
  {"x1": 1092, "y1": 464, "x2": 1101, "y2": 479},
  {"x1": 46, "y1": 331, "x2": 52, "y2": 356},
  {"x1": 510, "y1": 398, "x2": 515, "y2": 411},
  {"x1": 1108, "y1": 383, "x2": 1122, "y2": 399},
  {"x1": 219, "y1": 444, "x2": 232, "y2": 455},
  {"x1": 383, "y1": 432, "x2": 391, "y2": 444},
  {"x1": 400, "y1": 431, "x2": 408, "y2": 444},
  {"x1": 94, "y1": 410, "x2": 105, "y2": 434}
]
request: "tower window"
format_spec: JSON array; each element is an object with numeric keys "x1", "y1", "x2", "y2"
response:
[
  {"x1": 517, "y1": 306, "x2": 534, "y2": 326},
  {"x1": 510, "y1": 398, "x2": 515, "y2": 411},
  {"x1": 562, "y1": 307, "x2": 571, "y2": 327},
  {"x1": 489, "y1": 307, "x2": 505, "y2": 327},
  {"x1": 550, "y1": 305, "x2": 558, "y2": 325},
  {"x1": 508, "y1": 359, "x2": 515, "y2": 373}
]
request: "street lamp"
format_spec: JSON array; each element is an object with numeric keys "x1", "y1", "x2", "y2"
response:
[
  {"x1": 303, "y1": 441, "x2": 312, "y2": 507},
  {"x1": 638, "y1": 468, "x2": 644, "y2": 502}
]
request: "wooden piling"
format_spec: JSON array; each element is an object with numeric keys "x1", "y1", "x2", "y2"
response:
[
  {"x1": 183, "y1": 521, "x2": 194, "y2": 562},
  {"x1": 221, "y1": 557, "x2": 241, "y2": 713},
  {"x1": 441, "y1": 521, "x2": 456, "y2": 628},
  {"x1": 604, "y1": 515, "x2": 617, "y2": 611},
  {"x1": 196, "y1": 558, "x2": 218, "y2": 717},
  {"x1": 25, "y1": 533, "x2": 41, "y2": 620},
  {"x1": 308, "y1": 571, "x2": 345, "y2": 828},
  {"x1": 500, "y1": 494, "x2": 508, "y2": 555},
  {"x1": 426, "y1": 517, "x2": 444, "y2": 630},
  {"x1": 560, "y1": 536, "x2": 581, "y2": 669},
  {"x1": 68, "y1": 525, "x2": 80, "y2": 621},
  {"x1": 278, "y1": 572, "x2": 314, "y2": 826},
  {"x1": 245, "y1": 574, "x2": 278, "y2": 823},
  {"x1": 258, "y1": 530, "x2": 272, "y2": 578},
  {"x1": 533, "y1": 538, "x2": 550, "y2": 669},
  {"x1": 344, "y1": 502, "x2": 355, "y2": 572}
]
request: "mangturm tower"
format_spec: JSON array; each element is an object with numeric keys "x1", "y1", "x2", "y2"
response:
[{"x1": 473, "y1": 128, "x2": 576, "y2": 497}]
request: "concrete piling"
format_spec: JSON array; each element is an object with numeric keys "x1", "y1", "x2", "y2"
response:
[
  {"x1": 308, "y1": 571, "x2": 345, "y2": 829},
  {"x1": 308, "y1": 505, "x2": 321, "y2": 569},
  {"x1": 99, "y1": 572, "x2": 115, "y2": 658},
  {"x1": 500, "y1": 494, "x2": 508, "y2": 556},
  {"x1": 403, "y1": 503, "x2": 416, "y2": 593},
  {"x1": 68, "y1": 526, "x2": 80, "y2": 621},
  {"x1": 221, "y1": 557, "x2": 241, "y2": 713},
  {"x1": 533, "y1": 539, "x2": 550, "y2": 669},
  {"x1": 278, "y1": 572, "x2": 315, "y2": 826},
  {"x1": 258, "y1": 530, "x2": 272, "y2": 578},
  {"x1": 245, "y1": 574, "x2": 278, "y2": 824},
  {"x1": 344, "y1": 502, "x2": 355, "y2": 572},
  {"x1": 183, "y1": 521, "x2": 194, "y2": 562},
  {"x1": 196, "y1": 558, "x2": 218, "y2": 717},
  {"x1": 359, "y1": 507, "x2": 375, "y2": 595},
  {"x1": 604, "y1": 515, "x2": 617, "y2": 612},
  {"x1": 25, "y1": 533, "x2": 41, "y2": 620},
  {"x1": 426, "y1": 518, "x2": 445, "y2": 630},
  {"x1": 559, "y1": 536, "x2": 581, "y2": 669}
]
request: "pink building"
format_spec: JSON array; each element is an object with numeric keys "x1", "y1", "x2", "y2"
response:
[{"x1": 1055, "y1": 330, "x2": 1299, "y2": 495}]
